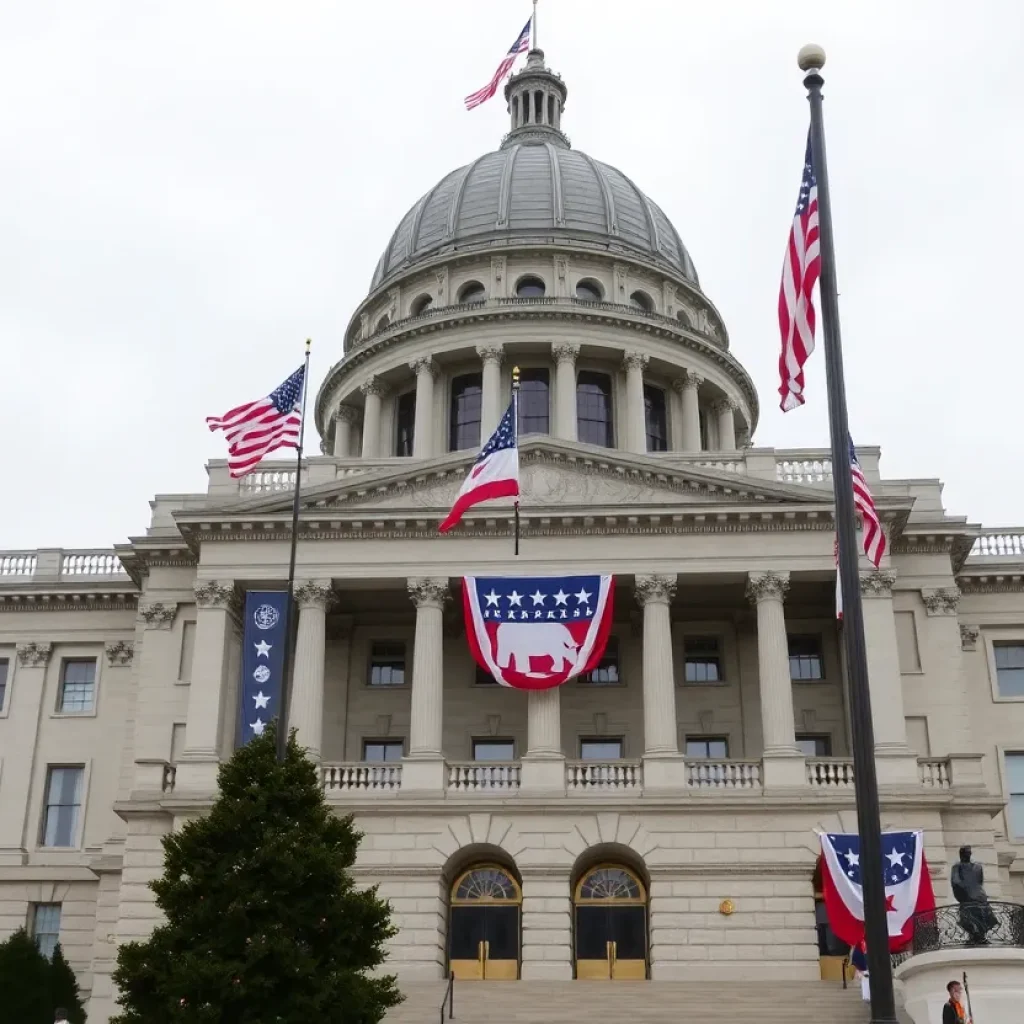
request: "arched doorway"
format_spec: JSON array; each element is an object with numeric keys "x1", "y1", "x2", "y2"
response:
[
  {"x1": 448, "y1": 865, "x2": 521, "y2": 980},
  {"x1": 574, "y1": 865, "x2": 647, "y2": 979}
]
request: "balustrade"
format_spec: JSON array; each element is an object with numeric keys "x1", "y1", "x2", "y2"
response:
[
  {"x1": 775, "y1": 458, "x2": 832, "y2": 486},
  {"x1": 238, "y1": 469, "x2": 298, "y2": 495},
  {"x1": 687, "y1": 759, "x2": 762, "y2": 789},
  {"x1": 447, "y1": 761, "x2": 521, "y2": 792},
  {"x1": 807, "y1": 758, "x2": 855, "y2": 788},
  {"x1": 917, "y1": 758, "x2": 951, "y2": 789},
  {"x1": 0, "y1": 553, "x2": 37, "y2": 576},
  {"x1": 61, "y1": 551, "x2": 124, "y2": 576},
  {"x1": 971, "y1": 530, "x2": 1024, "y2": 558},
  {"x1": 322, "y1": 763, "x2": 402, "y2": 792},
  {"x1": 566, "y1": 760, "x2": 642, "y2": 791}
]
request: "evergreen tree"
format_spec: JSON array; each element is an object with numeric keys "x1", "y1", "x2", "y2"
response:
[
  {"x1": 0, "y1": 927, "x2": 54, "y2": 1024},
  {"x1": 50, "y1": 943, "x2": 87, "y2": 1023},
  {"x1": 112, "y1": 726, "x2": 401, "y2": 1024}
]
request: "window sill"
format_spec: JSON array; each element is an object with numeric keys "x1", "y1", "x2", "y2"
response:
[
  {"x1": 50, "y1": 709, "x2": 98, "y2": 719},
  {"x1": 575, "y1": 680, "x2": 626, "y2": 688},
  {"x1": 175, "y1": 678, "x2": 191, "y2": 687},
  {"x1": 680, "y1": 679, "x2": 729, "y2": 687},
  {"x1": 365, "y1": 684, "x2": 410, "y2": 691},
  {"x1": 791, "y1": 678, "x2": 829, "y2": 685},
  {"x1": 992, "y1": 695, "x2": 1024, "y2": 703}
]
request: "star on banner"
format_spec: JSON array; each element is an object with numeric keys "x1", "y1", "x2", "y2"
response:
[
  {"x1": 254, "y1": 640, "x2": 272, "y2": 658},
  {"x1": 250, "y1": 718, "x2": 266, "y2": 736},
  {"x1": 253, "y1": 692, "x2": 270, "y2": 709}
]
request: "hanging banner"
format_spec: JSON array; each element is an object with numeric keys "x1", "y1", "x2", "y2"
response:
[
  {"x1": 238, "y1": 591, "x2": 289, "y2": 746},
  {"x1": 463, "y1": 575, "x2": 614, "y2": 690}
]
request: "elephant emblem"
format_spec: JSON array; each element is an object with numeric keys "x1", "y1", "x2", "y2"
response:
[{"x1": 494, "y1": 622, "x2": 579, "y2": 677}]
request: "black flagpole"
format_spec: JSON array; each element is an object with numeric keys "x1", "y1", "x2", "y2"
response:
[
  {"x1": 512, "y1": 364, "x2": 521, "y2": 557},
  {"x1": 799, "y1": 45, "x2": 896, "y2": 1023},
  {"x1": 276, "y1": 339, "x2": 312, "y2": 763}
]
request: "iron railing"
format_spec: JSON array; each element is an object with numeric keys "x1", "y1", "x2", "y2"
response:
[
  {"x1": 891, "y1": 901, "x2": 1024, "y2": 968},
  {"x1": 439, "y1": 971, "x2": 454, "y2": 1023}
]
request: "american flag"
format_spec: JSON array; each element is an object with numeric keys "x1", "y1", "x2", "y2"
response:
[
  {"x1": 778, "y1": 134, "x2": 821, "y2": 412},
  {"x1": 207, "y1": 366, "x2": 305, "y2": 478},
  {"x1": 465, "y1": 18, "x2": 532, "y2": 111},
  {"x1": 835, "y1": 437, "x2": 886, "y2": 618}
]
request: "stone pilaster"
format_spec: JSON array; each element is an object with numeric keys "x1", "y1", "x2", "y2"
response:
[
  {"x1": 673, "y1": 371, "x2": 703, "y2": 452},
  {"x1": 921, "y1": 586, "x2": 973, "y2": 753},
  {"x1": 332, "y1": 405, "x2": 358, "y2": 458},
  {"x1": 409, "y1": 357, "x2": 437, "y2": 458},
  {"x1": 477, "y1": 344, "x2": 505, "y2": 438},
  {"x1": 359, "y1": 377, "x2": 388, "y2": 459},
  {"x1": 713, "y1": 397, "x2": 738, "y2": 451},
  {"x1": 289, "y1": 580, "x2": 334, "y2": 762},
  {"x1": 552, "y1": 343, "x2": 579, "y2": 441},
  {"x1": 623, "y1": 351, "x2": 649, "y2": 454},
  {"x1": 520, "y1": 688, "x2": 565, "y2": 794},
  {"x1": 404, "y1": 577, "x2": 448, "y2": 791}
]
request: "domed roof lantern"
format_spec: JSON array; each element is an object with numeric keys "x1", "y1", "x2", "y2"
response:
[{"x1": 502, "y1": 49, "x2": 569, "y2": 150}]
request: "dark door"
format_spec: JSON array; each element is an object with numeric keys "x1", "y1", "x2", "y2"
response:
[
  {"x1": 575, "y1": 904, "x2": 646, "y2": 979},
  {"x1": 450, "y1": 905, "x2": 519, "y2": 979},
  {"x1": 609, "y1": 906, "x2": 646, "y2": 977}
]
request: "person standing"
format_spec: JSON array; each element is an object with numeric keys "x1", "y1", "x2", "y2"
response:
[{"x1": 942, "y1": 980, "x2": 971, "y2": 1024}]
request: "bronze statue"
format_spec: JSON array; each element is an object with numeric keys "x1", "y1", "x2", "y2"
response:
[{"x1": 951, "y1": 845, "x2": 997, "y2": 944}]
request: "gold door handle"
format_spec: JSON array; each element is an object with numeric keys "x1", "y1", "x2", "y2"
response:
[
  {"x1": 478, "y1": 940, "x2": 485, "y2": 965},
  {"x1": 611, "y1": 941, "x2": 617, "y2": 965},
  {"x1": 485, "y1": 940, "x2": 490, "y2": 960}
]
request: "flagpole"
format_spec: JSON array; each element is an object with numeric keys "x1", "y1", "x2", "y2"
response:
[
  {"x1": 798, "y1": 45, "x2": 896, "y2": 1023},
  {"x1": 512, "y1": 364, "x2": 521, "y2": 557},
  {"x1": 532, "y1": 0, "x2": 538, "y2": 50},
  {"x1": 276, "y1": 338, "x2": 312, "y2": 763}
]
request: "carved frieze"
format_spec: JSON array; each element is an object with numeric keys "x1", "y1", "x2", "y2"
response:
[
  {"x1": 105, "y1": 640, "x2": 135, "y2": 667},
  {"x1": 139, "y1": 602, "x2": 177, "y2": 629},
  {"x1": 960, "y1": 625, "x2": 980, "y2": 651},
  {"x1": 476, "y1": 344, "x2": 505, "y2": 365},
  {"x1": 16, "y1": 641, "x2": 52, "y2": 668}
]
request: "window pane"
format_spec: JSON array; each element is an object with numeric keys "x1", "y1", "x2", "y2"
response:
[
  {"x1": 458, "y1": 282, "x2": 486, "y2": 304},
  {"x1": 685, "y1": 738, "x2": 729, "y2": 759},
  {"x1": 449, "y1": 373, "x2": 483, "y2": 451},
  {"x1": 368, "y1": 643, "x2": 406, "y2": 686},
  {"x1": 517, "y1": 369, "x2": 550, "y2": 435},
  {"x1": 684, "y1": 636, "x2": 721, "y2": 683},
  {"x1": 995, "y1": 646, "x2": 1024, "y2": 697},
  {"x1": 788, "y1": 635, "x2": 824, "y2": 681},
  {"x1": 0, "y1": 658, "x2": 7, "y2": 711},
  {"x1": 995, "y1": 643, "x2": 1024, "y2": 670},
  {"x1": 42, "y1": 767, "x2": 82, "y2": 847},
  {"x1": 516, "y1": 276, "x2": 546, "y2": 298},
  {"x1": 796, "y1": 735, "x2": 832, "y2": 757},
  {"x1": 395, "y1": 390, "x2": 416, "y2": 457},
  {"x1": 576, "y1": 371, "x2": 613, "y2": 447},
  {"x1": 1006, "y1": 754, "x2": 1024, "y2": 795},
  {"x1": 644, "y1": 384, "x2": 668, "y2": 452},
  {"x1": 473, "y1": 740, "x2": 514, "y2": 762},
  {"x1": 59, "y1": 659, "x2": 96, "y2": 712},
  {"x1": 31, "y1": 903, "x2": 61, "y2": 960},
  {"x1": 576, "y1": 281, "x2": 602, "y2": 301},
  {"x1": 580, "y1": 739, "x2": 623, "y2": 760},
  {"x1": 1010, "y1": 794, "x2": 1024, "y2": 839},
  {"x1": 364, "y1": 741, "x2": 403, "y2": 762},
  {"x1": 582, "y1": 636, "x2": 619, "y2": 685}
]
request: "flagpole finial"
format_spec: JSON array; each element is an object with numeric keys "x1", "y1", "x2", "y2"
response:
[
  {"x1": 797, "y1": 43, "x2": 826, "y2": 74},
  {"x1": 305, "y1": 338, "x2": 312, "y2": 354},
  {"x1": 512, "y1": 365, "x2": 521, "y2": 390}
]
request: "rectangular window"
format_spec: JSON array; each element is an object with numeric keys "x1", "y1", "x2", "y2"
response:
[
  {"x1": 472, "y1": 739, "x2": 515, "y2": 762},
  {"x1": 41, "y1": 766, "x2": 84, "y2": 847},
  {"x1": 576, "y1": 371, "x2": 613, "y2": 447},
  {"x1": 582, "y1": 635, "x2": 619, "y2": 685},
  {"x1": 1007, "y1": 753, "x2": 1024, "y2": 839},
  {"x1": 363, "y1": 739, "x2": 404, "y2": 762},
  {"x1": 449, "y1": 373, "x2": 483, "y2": 451},
  {"x1": 368, "y1": 642, "x2": 406, "y2": 686},
  {"x1": 58, "y1": 659, "x2": 96, "y2": 713},
  {"x1": 30, "y1": 903, "x2": 62, "y2": 960},
  {"x1": 796, "y1": 734, "x2": 832, "y2": 757},
  {"x1": 994, "y1": 642, "x2": 1024, "y2": 698},
  {"x1": 395, "y1": 390, "x2": 416, "y2": 457},
  {"x1": 644, "y1": 384, "x2": 668, "y2": 452},
  {"x1": 685, "y1": 737, "x2": 729, "y2": 759},
  {"x1": 517, "y1": 368, "x2": 550, "y2": 435},
  {"x1": 0, "y1": 657, "x2": 8, "y2": 711},
  {"x1": 178, "y1": 622, "x2": 196, "y2": 682},
  {"x1": 580, "y1": 738, "x2": 623, "y2": 760},
  {"x1": 788, "y1": 635, "x2": 824, "y2": 681},
  {"x1": 684, "y1": 636, "x2": 722, "y2": 683}
]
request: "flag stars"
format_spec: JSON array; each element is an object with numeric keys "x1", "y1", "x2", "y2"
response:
[
  {"x1": 250, "y1": 718, "x2": 266, "y2": 736},
  {"x1": 574, "y1": 588, "x2": 592, "y2": 605},
  {"x1": 484, "y1": 590, "x2": 501, "y2": 608},
  {"x1": 887, "y1": 848, "x2": 907, "y2": 869},
  {"x1": 530, "y1": 590, "x2": 546, "y2": 606},
  {"x1": 254, "y1": 640, "x2": 272, "y2": 658},
  {"x1": 553, "y1": 590, "x2": 569, "y2": 606},
  {"x1": 508, "y1": 591, "x2": 523, "y2": 607}
]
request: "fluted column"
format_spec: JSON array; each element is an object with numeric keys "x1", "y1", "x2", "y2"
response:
[
  {"x1": 360, "y1": 377, "x2": 388, "y2": 459},
  {"x1": 332, "y1": 406, "x2": 358, "y2": 457},
  {"x1": 623, "y1": 351, "x2": 649, "y2": 453},
  {"x1": 674, "y1": 371, "x2": 703, "y2": 452},
  {"x1": 478, "y1": 345, "x2": 505, "y2": 437},
  {"x1": 713, "y1": 397, "x2": 738, "y2": 451},
  {"x1": 636, "y1": 575, "x2": 681, "y2": 769},
  {"x1": 521, "y1": 687, "x2": 565, "y2": 793},
  {"x1": 746, "y1": 571, "x2": 804, "y2": 787},
  {"x1": 404, "y1": 578, "x2": 449, "y2": 791},
  {"x1": 409, "y1": 357, "x2": 437, "y2": 458},
  {"x1": 289, "y1": 580, "x2": 333, "y2": 762},
  {"x1": 552, "y1": 342, "x2": 579, "y2": 441}
]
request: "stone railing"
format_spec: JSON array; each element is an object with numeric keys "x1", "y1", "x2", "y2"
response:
[
  {"x1": 0, "y1": 548, "x2": 128, "y2": 581},
  {"x1": 238, "y1": 469, "x2": 299, "y2": 495},
  {"x1": 566, "y1": 760, "x2": 642, "y2": 791},
  {"x1": 918, "y1": 757, "x2": 952, "y2": 789},
  {"x1": 322, "y1": 763, "x2": 402, "y2": 792},
  {"x1": 807, "y1": 758, "x2": 855, "y2": 789},
  {"x1": 774, "y1": 456, "x2": 833, "y2": 486},
  {"x1": 687, "y1": 759, "x2": 762, "y2": 789},
  {"x1": 970, "y1": 530, "x2": 1024, "y2": 559},
  {"x1": 0, "y1": 552, "x2": 37, "y2": 576},
  {"x1": 447, "y1": 761, "x2": 521, "y2": 792}
]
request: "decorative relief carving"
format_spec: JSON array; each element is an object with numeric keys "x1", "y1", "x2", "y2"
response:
[
  {"x1": 746, "y1": 572, "x2": 790, "y2": 604},
  {"x1": 491, "y1": 256, "x2": 505, "y2": 287},
  {"x1": 860, "y1": 569, "x2": 897, "y2": 598},
  {"x1": 622, "y1": 351, "x2": 649, "y2": 373},
  {"x1": 435, "y1": 267, "x2": 448, "y2": 302},
  {"x1": 386, "y1": 289, "x2": 399, "y2": 320},
  {"x1": 634, "y1": 574, "x2": 677, "y2": 606},
  {"x1": 194, "y1": 581, "x2": 237, "y2": 610},
  {"x1": 673, "y1": 371, "x2": 704, "y2": 392},
  {"x1": 695, "y1": 308, "x2": 719, "y2": 339},
  {"x1": 139, "y1": 602, "x2": 177, "y2": 629},
  {"x1": 105, "y1": 640, "x2": 135, "y2": 666},
  {"x1": 360, "y1": 376, "x2": 389, "y2": 399},
  {"x1": 16, "y1": 641, "x2": 52, "y2": 667},
  {"x1": 552, "y1": 342, "x2": 580, "y2": 365},
  {"x1": 476, "y1": 344, "x2": 505, "y2": 365},
  {"x1": 409, "y1": 357, "x2": 438, "y2": 378},
  {"x1": 294, "y1": 581, "x2": 335, "y2": 612},
  {"x1": 613, "y1": 264, "x2": 628, "y2": 300},
  {"x1": 960, "y1": 625, "x2": 980, "y2": 651},
  {"x1": 922, "y1": 587, "x2": 960, "y2": 616},
  {"x1": 555, "y1": 256, "x2": 568, "y2": 286},
  {"x1": 335, "y1": 404, "x2": 359, "y2": 424},
  {"x1": 408, "y1": 577, "x2": 449, "y2": 609},
  {"x1": 359, "y1": 312, "x2": 369, "y2": 338}
]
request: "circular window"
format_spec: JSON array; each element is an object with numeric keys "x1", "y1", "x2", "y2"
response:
[
  {"x1": 575, "y1": 279, "x2": 603, "y2": 302},
  {"x1": 410, "y1": 294, "x2": 433, "y2": 315},
  {"x1": 629, "y1": 290, "x2": 653, "y2": 313},
  {"x1": 453, "y1": 866, "x2": 520, "y2": 902},
  {"x1": 515, "y1": 276, "x2": 546, "y2": 298},
  {"x1": 458, "y1": 282, "x2": 487, "y2": 304},
  {"x1": 577, "y1": 866, "x2": 644, "y2": 901}
]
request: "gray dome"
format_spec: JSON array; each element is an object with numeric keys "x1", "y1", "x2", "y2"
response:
[{"x1": 370, "y1": 143, "x2": 699, "y2": 290}]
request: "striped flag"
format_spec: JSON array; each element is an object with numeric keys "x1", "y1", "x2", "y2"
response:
[
  {"x1": 835, "y1": 437, "x2": 887, "y2": 619},
  {"x1": 778, "y1": 134, "x2": 821, "y2": 411},
  {"x1": 465, "y1": 18, "x2": 532, "y2": 111},
  {"x1": 207, "y1": 366, "x2": 304, "y2": 478}
]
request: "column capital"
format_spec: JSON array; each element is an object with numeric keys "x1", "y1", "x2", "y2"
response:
[
  {"x1": 746, "y1": 571, "x2": 790, "y2": 604},
  {"x1": 860, "y1": 569, "x2": 897, "y2": 598},
  {"x1": 105, "y1": 640, "x2": 135, "y2": 667},
  {"x1": 552, "y1": 342, "x2": 580, "y2": 365},
  {"x1": 960, "y1": 624, "x2": 981, "y2": 651},
  {"x1": 622, "y1": 351, "x2": 649, "y2": 373},
  {"x1": 409, "y1": 356, "x2": 438, "y2": 378},
  {"x1": 922, "y1": 586, "x2": 961, "y2": 616},
  {"x1": 333, "y1": 404, "x2": 359, "y2": 424},
  {"x1": 711, "y1": 396, "x2": 740, "y2": 416},
  {"x1": 476, "y1": 344, "x2": 505, "y2": 365},
  {"x1": 139, "y1": 601, "x2": 178, "y2": 629},
  {"x1": 360, "y1": 375, "x2": 389, "y2": 398},
  {"x1": 16, "y1": 641, "x2": 53, "y2": 668},
  {"x1": 673, "y1": 370, "x2": 704, "y2": 393},
  {"x1": 194, "y1": 580, "x2": 238, "y2": 610},
  {"x1": 294, "y1": 580, "x2": 336, "y2": 612},
  {"x1": 408, "y1": 577, "x2": 449, "y2": 609},
  {"x1": 634, "y1": 574, "x2": 677, "y2": 607}
]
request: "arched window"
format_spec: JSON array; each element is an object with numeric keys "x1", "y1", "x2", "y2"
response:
[
  {"x1": 576, "y1": 371, "x2": 613, "y2": 448},
  {"x1": 395, "y1": 390, "x2": 416, "y2": 457},
  {"x1": 644, "y1": 384, "x2": 668, "y2": 452},
  {"x1": 458, "y1": 281, "x2": 487, "y2": 304},
  {"x1": 375, "y1": 314, "x2": 391, "y2": 332},
  {"x1": 575, "y1": 279, "x2": 603, "y2": 302},
  {"x1": 453, "y1": 866, "x2": 520, "y2": 902},
  {"x1": 517, "y1": 368, "x2": 550, "y2": 435},
  {"x1": 515, "y1": 275, "x2": 546, "y2": 298},
  {"x1": 676, "y1": 309, "x2": 691, "y2": 326},
  {"x1": 577, "y1": 866, "x2": 644, "y2": 901},
  {"x1": 629, "y1": 290, "x2": 653, "y2": 313},
  {"x1": 449, "y1": 373, "x2": 483, "y2": 451},
  {"x1": 410, "y1": 294, "x2": 433, "y2": 315}
]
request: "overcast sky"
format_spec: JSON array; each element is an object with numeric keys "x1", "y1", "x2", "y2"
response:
[{"x1": 2, "y1": 1, "x2": 1021, "y2": 550}]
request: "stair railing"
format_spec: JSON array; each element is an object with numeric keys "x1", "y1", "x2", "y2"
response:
[{"x1": 439, "y1": 971, "x2": 454, "y2": 1022}]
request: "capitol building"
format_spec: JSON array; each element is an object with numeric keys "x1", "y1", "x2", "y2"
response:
[{"x1": 2, "y1": 49, "x2": 1023, "y2": 1020}]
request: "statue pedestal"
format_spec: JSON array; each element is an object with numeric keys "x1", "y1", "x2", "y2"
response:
[{"x1": 896, "y1": 947, "x2": 1024, "y2": 1023}]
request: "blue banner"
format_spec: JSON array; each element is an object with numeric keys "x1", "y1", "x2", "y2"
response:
[{"x1": 238, "y1": 591, "x2": 289, "y2": 746}]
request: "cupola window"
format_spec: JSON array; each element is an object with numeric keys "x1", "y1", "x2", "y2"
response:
[
  {"x1": 411, "y1": 294, "x2": 433, "y2": 315},
  {"x1": 575, "y1": 279, "x2": 603, "y2": 302},
  {"x1": 576, "y1": 371, "x2": 613, "y2": 448},
  {"x1": 449, "y1": 373, "x2": 483, "y2": 451},
  {"x1": 376, "y1": 314, "x2": 391, "y2": 331},
  {"x1": 644, "y1": 384, "x2": 668, "y2": 452},
  {"x1": 395, "y1": 390, "x2": 416, "y2": 457},
  {"x1": 629, "y1": 290, "x2": 654, "y2": 313},
  {"x1": 515, "y1": 276, "x2": 546, "y2": 298},
  {"x1": 517, "y1": 368, "x2": 550, "y2": 436},
  {"x1": 458, "y1": 282, "x2": 487, "y2": 304}
]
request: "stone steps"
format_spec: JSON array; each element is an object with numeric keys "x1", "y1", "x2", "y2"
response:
[{"x1": 382, "y1": 979, "x2": 903, "y2": 1023}]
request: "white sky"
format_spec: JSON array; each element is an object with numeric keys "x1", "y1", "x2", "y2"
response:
[{"x1": 2, "y1": 1, "x2": 1021, "y2": 549}]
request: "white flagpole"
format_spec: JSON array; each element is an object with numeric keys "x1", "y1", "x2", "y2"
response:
[{"x1": 532, "y1": 0, "x2": 538, "y2": 49}]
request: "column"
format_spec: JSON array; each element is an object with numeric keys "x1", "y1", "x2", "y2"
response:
[
  {"x1": 635, "y1": 575, "x2": 684, "y2": 789},
  {"x1": 332, "y1": 406, "x2": 357, "y2": 457},
  {"x1": 177, "y1": 581, "x2": 237, "y2": 791},
  {"x1": 860, "y1": 570, "x2": 919, "y2": 786},
  {"x1": 289, "y1": 580, "x2": 333, "y2": 762},
  {"x1": 360, "y1": 377, "x2": 388, "y2": 459},
  {"x1": 674, "y1": 371, "x2": 703, "y2": 452},
  {"x1": 520, "y1": 688, "x2": 565, "y2": 793},
  {"x1": 404, "y1": 577, "x2": 448, "y2": 791},
  {"x1": 409, "y1": 357, "x2": 437, "y2": 458},
  {"x1": 552, "y1": 342, "x2": 579, "y2": 441},
  {"x1": 477, "y1": 345, "x2": 504, "y2": 437},
  {"x1": 623, "y1": 351, "x2": 648, "y2": 454},
  {"x1": 921, "y1": 586, "x2": 974, "y2": 755},
  {"x1": 746, "y1": 571, "x2": 804, "y2": 787},
  {"x1": 713, "y1": 397, "x2": 738, "y2": 451}
]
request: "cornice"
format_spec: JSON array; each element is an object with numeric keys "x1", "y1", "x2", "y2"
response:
[
  {"x1": 957, "y1": 574, "x2": 1024, "y2": 595},
  {"x1": 0, "y1": 592, "x2": 139, "y2": 612},
  {"x1": 115, "y1": 541, "x2": 197, "y2": 587}
]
